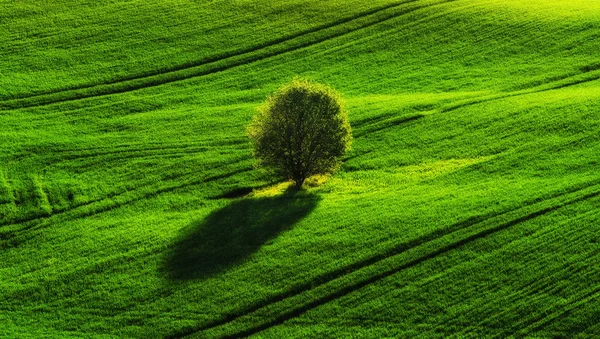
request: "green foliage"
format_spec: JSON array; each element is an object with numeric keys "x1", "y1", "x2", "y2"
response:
[{"x1": 248, "y1": 79, "x2": 351, "y2": 188}]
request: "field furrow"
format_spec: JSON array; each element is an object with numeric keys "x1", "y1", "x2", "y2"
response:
[
  {"x1": 0, "y1": 0, "x2": 454, "y2": 111},
  {"x1": 171, "y1": 180, "x2": 600, "y2": 338}
]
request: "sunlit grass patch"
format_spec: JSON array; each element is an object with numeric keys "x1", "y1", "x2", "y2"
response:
[
  {"x1": 250, "y1": 181, "x2": 295, "y2": 198},
  {"x1": 391, "y1": 157, "x2": 493, "y2": 182}
]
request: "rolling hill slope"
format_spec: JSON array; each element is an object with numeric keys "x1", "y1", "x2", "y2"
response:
[{"x1": 1, "y1": 0, "x2": 600, "y2": 337}]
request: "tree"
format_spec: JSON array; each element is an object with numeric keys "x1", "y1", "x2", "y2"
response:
[{"x1": 247, "y1": 79, "x2": 352, "y2": 189}]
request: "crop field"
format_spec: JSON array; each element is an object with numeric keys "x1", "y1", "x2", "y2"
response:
[{"x1": 2, "y1": 0, "x2": 600, "y2": 337}]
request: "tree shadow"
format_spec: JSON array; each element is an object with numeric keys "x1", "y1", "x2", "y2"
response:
[{"x1": 163, "y1": 190, "x2": 320, "y2": 281}]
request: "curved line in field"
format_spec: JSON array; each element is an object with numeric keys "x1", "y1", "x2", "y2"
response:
[
  {"x1": 449, "y1": 210, "x2": 600, "y2": 336},
  {"x1": 0, "y1": 106, "x2": 421, "y2": 237},
  {"x1": 2, "y1": 0, "x2": 418, "y2": 102},
  {"x1": 45, "y1": 138, "x2": 248, "y2": 157},
  {"x1": 353, "y1": 114, "x2": 424, "y2": 137},
  {"x1": 0, "y1": 161, "x2": 252, "y2": 238},
  {"x1": 474, "y1": 256, "x2": 594, "y2": 332},
  {"x1": 510, "y1": 285, "x2": 600, "y2": 337},
  {"x1": 45, "y1": 145, "x2": 221, "y2": 165},
  {"x1": 440, "y1": 70, "x2": 600, "y2": 114},
  {"x1": 165, "y1": 178, "x2": 600, "y2": 338},
  {"x1": 0, "y1": 0, "x2": 453, "y2": 110},
  {"x1": 548, "y1": 288, "x2": 600, "y2": 337},
  {"x1": 212, "y1": 186, "x2": 600, "y2": 339}
]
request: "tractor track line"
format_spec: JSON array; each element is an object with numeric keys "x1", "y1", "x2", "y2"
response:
[
  {"x1": 2, "y1": 0, "x2": 420, "y2": 103},
  {"x1": 0, "y1": 0, "x2": 454, "y2": 111},
  {"x1": 440, "y1": 70, "x2": 600, "y2": 114},
  {"x1": 0, "y1": 163, "x2": 252, "y2": 240},
  {"x1": 503, "y1": 281, "x2": 600, "y2": 338},
  {"x1": 1, "y1": 165, "x2": 253, "y2": 247},
  {"x1": 212, "y1": 187, "x2": 600, "y2": 339},
  {"x1": 353, "y1": 114, "x2": 424, "y2": 137},
  {"x1": 44, "y1": 138, "x2": 248, "y2": 155},
  {"x1": 165, "y1": 179, "x2": 600, "y2": 338},
  {"x1": 1, "y1": 105, "x2": 421, "y2": 234},
  {"x1": 454, "y1": 215, "x2": 600, "y2": 336}
]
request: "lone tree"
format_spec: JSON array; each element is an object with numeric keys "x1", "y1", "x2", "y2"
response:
[{"x1": 248, "y1": 79, "x2": 352, "y2": 189}]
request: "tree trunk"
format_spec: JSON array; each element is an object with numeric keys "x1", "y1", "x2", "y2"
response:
[{"x1": 293, "y1": 177, "x2": 305, "y2": 190}]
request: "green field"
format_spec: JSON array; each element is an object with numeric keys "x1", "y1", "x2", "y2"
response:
[{"x1": 2, "y1": 0, "x2": 600, "y2": 337}]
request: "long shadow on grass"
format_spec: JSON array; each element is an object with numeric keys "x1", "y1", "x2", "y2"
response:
[{"x1": 164, "y1": 190, "x2": 320, "y2": 280}]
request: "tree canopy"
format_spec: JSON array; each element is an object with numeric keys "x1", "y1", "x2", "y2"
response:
[{"x1": 247, "y1": 79, "x2": 352, "y2": 189}]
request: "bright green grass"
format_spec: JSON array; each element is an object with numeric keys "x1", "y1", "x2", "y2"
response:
[{"x1": 1, "y1": 0, "x2": 600, "y2": 338}]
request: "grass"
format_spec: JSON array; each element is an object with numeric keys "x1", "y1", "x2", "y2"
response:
[{"x1": 1, "y1": 0, "x2": 600, "y2": 338}]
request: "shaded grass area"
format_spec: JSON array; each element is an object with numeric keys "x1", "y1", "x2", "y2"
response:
[{"x1": 164, "y1": 191, "x2": 320, "y2": 280}]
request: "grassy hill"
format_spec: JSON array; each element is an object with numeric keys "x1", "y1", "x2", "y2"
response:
[{"x1": 2, "y1": 0, "x2": 600, "y2": 337}]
